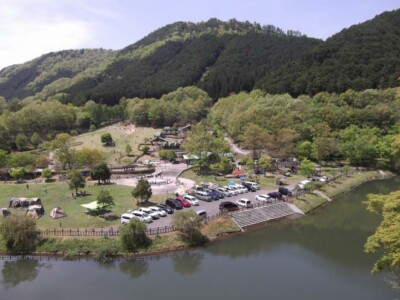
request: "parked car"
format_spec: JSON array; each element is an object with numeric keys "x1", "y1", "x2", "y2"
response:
[
  {"x1": 176, "y1": 197, "x2": 191, "y2": 208},
  {"x1": 218, "y1": 187, "x2": 233, "y2": 197},
  {"x1": 278, "y1": 187, "x2": 292, "y2": 197},
  {"x1": 138, "y1": 207, "x2": 160, "y2": 219},
  {"x1": 122, "y1": 211, "x2": 152, "y2": 223},
  {"x1": 243, "y1": 181, "x2": 260, "y2": 190},
  {"x1": 195, "y1": 191, "x2": 212, "y2": 202},
  {"x1": 149, "y1": 206, "x2": 167, "y2": 217},
  {"x1": 242, "y1": 182, "x2": 257, "y2": 192},
  {"x1": 236, "y1": 198, "x2": 252, "y2": 208},
  {"x1": 225, "y1": 186, "x2": 239, "y2": 195},
  {"x1": 219, "y1": 201, "x2": 239, "y2": 212},
  {"x1": 196, "y1": 210, "x2": 207, "y2": 220},
  {"x1": 209, "y1": 190, "x2": 220, "y2": 200},
  {"x1": 165, "y1": 198, "x2": 183, "y2": 210},
  {"x1": 267, "y1": 192, "x2": 282, "y2": 200},
  {"x1": 216, "y1": 187, "x2": 230, "y2": 197},
  {"x1": 255, "y1": 194, "x2": 272, "y2": 202},
  {"x1": 183, "y1": 194, "x2": 199, "y2": 206},
  {"x1": 212, "y1": 189, "x2": 225, "y2": 199},
  {"x1": 156, "y1": 204, "x2": 174, "y2": 214}
]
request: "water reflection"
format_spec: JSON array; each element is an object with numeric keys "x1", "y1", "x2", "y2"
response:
[
  {"x1": 171, "y1": 251, "x2": 204, "y2": 275},
  {"x1": 119, "y1": 259, "x2": 149, "y2": 279},
  {"x1": 1, "y1": 259, "x2": 50, "y2": 289}
]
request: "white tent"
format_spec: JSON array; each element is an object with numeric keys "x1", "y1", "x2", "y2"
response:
[{"x1": 50, "y1": 207, "x2": 66, "y2": 219}]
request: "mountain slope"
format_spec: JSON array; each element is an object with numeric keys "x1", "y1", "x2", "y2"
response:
[
  {"x1": 257, "y1": 9, "x2": 400, "y2": 95},
  {"x1": 0, "y1": 49, "x2": 115, "y2": 100},
  {"x1": 1, "y1": 10, "x2": 400, "y2": 104}
]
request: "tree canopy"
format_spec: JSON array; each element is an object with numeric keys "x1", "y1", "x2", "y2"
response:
[{"x1": 364, "y1": 191, "x2": 400, "y2": 276}]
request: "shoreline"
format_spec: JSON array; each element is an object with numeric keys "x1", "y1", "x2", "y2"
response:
[{"x1": 0, "y1": 170, "x2": 396, "y2": 260}]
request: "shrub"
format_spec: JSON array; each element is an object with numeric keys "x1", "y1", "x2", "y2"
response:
[
  {"x1": 172, "y1": 211, "x2": 208, "y2": 246},
  {"x1": 0, "y1": 216, "x2": 40, "y2": 254},
  {"x1": 120, "y1": 219, "x2": 152, "y2": 252}
]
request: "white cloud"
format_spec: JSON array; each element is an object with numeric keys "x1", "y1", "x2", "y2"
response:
[{"x1": 0, "y1": 1, "x2": 94, "y2": 69}]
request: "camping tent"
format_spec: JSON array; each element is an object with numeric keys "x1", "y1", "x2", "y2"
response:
[
  {"x1": 0, "y1": 208, "x2": 11, "y2": 218},
  {"x1": 50, "y1": 207, "x2": 66, "y2": 219},
  {"x1": 26, "y1": 205, "x2": 45, "y2": 219},
  {"x1": 9, "y1": 197, "x2": 42, "y2": 208}
]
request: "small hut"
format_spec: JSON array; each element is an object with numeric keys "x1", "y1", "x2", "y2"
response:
[{"x1": 26, "y1": 205, "x2": 45, "y2": 219}]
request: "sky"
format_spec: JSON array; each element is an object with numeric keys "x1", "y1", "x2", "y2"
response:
[{"x1": 0, "y1": 0, "x2": 399, "y2": 70}]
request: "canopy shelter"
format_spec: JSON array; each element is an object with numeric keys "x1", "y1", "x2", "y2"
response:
[{"x1": 81, "y1": 201, "x2": 108, "y2": 211}]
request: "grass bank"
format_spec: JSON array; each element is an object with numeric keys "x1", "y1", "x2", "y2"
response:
[
  {"x1": 0, "y1": 217, "x2": 240, "y2": 259},
  {"x1": 293, "y1": 170, "x2": 394, "y2": 213}
]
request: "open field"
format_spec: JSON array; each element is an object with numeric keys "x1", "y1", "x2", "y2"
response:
[
  {"x1": 70, "y1": 125, "x2": 157, "y2": 165},
  {"x1": 0, "y1": 182, "x2": 174, "y2": 230}
]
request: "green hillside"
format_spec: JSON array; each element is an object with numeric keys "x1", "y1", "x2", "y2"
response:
[{"x1": 1, "y1": 10, "x2": 400, "y2": 104}]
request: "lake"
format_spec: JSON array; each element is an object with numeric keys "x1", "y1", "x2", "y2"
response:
[{"x1": 1, "y1": 176, "x2": 399, "y2": 299}]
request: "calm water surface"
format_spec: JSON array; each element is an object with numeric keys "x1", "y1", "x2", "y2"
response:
[{"x1": 1, "y1": 177, "x2": 400, "y2": 300}]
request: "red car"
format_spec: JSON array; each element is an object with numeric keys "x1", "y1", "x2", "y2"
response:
[{"x1": 176, "y1": 197, "x2": 191, "y2": 208}]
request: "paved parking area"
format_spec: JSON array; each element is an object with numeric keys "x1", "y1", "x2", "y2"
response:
[{"x1": 146, "y1": 188, "x2": 284, "y2": 229}]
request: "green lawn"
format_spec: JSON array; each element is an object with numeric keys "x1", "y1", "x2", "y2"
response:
[
  {"x1": 0, "y1": 182, "x2": 173, "y2": 230},
  {"x1": 70, "y1": 125, "x2": 157, "y2": 165}
]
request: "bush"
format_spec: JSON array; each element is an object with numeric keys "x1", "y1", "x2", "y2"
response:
[
  {"x1": 172, "y1": 211, "x2": 208, "y2": 246},
  {"x1": 0, "y1": 216, "x2": 40, "y2": 254},
  {"x1": 120, "y1": 219, "x2": 152, "y2": 252}
]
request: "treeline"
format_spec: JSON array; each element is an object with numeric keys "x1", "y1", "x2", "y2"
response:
[
  {"x1": 0, "y1": 86, "x2": 210, "y2": 152},
  {"x1": 125, "y1": 86, "x2": 212, "y2": 127},
  {"x1": 209, "y1": 88, "x2": 400, "y2": 169}
]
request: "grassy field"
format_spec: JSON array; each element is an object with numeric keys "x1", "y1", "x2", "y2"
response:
[
  {"x1": 0, "y1": 182, "x2": 174, "y2": 230},
  {"x1": 70, "y1": 125, "x2": 157, "y2": 165}
]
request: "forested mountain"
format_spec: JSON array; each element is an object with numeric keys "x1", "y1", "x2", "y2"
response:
[
  {"x1": 0, "y1": 49, "x2": 115, "y2": 102},
  {"x1": 257, "y1": 9, "x2": 400, "y2": 96},
  {"x1": 0, "y1": 10, "x2": 400, "y2": 104}
]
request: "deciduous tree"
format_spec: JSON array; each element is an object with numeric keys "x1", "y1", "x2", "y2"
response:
[
  {"x1": 131, "y1": 179, "x2": 152, "y2": 204},
  {"x1": 67, "y1": 169, "x2": 86, "y2": 193},
  {"x1": 364, "y1": 191, "x2": 400, "y2": 276}
]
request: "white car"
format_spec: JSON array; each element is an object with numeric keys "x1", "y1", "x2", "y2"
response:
[
  {"x1": 149, "y1": 206, "x2": 167, "y2": 217},
  {"x1": 226, "y1": 186, "x2": 239, "y2": 195},
  {"x1": 183, "y1": 194, "x2": 199, "y2": 206},
  {"x1": 121, "y1": 211, "x2": 152, "y2": 224},
  {"x1": 138, "y1": 207, "x2": 160, "y2": 219},
  {"x1": 236, "y1": 198, "x2": 252, "y2": 208},
  {"x1": 236, "y1": 185, "x2": 248, "y2": 194},
  {"x1": 298, "y1": 180, "x2": 311, "y2": 189},
  {"x1": 218, "y1": 187, "x2": 232, "y2": 197},
  {"x1": 255, "y1": 194, "x2": 271, "y2": 202}
]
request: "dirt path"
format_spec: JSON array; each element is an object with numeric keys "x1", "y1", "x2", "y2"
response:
[{"x1": 225, "y1": 137, "x2": 250, "y2": 155}]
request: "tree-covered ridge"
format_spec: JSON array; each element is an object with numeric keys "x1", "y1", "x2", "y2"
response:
[
  {"x1": 0, "y1": 49, "x2": 116, "y2": 100},
  {"x1": 1, "y1": 10, "x2": 400, "y2": 104},
  {"x1": 209, "y1": 88, "x2": 400, "y2": 169},
  {"x1": 258, "y1": 9, "x2": 400, "y2": 96},
  {"x1": 69, "y1": 26, "x2": 319, "y2": 103}
]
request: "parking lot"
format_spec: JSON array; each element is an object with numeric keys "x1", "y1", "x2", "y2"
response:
[{"x1": 146, "y1": 187, "x2": 286, "y2": 229}]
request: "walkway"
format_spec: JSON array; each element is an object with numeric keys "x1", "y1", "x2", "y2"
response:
[{"x1": 231, "y1": 202, "x2": 304, "y2": 230}]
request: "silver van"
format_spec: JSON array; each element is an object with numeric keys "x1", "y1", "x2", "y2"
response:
[
  {"x1": 195, "y1": 191, "x2": 212, "y2": 202},
  {"x1": 244, "y1": 181, "x2": 260, "y2": 190}
]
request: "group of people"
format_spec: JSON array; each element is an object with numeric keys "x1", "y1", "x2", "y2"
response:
[{"x1": 71, "y1": 191, "x2": 88, "y2": 199}]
